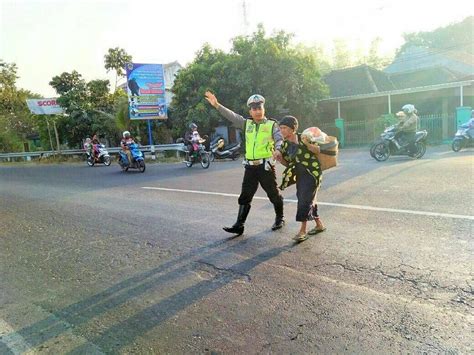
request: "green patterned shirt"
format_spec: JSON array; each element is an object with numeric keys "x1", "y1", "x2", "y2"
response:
[{"x1": 280, "y1": 133, "x2": 322, "y2": 190}]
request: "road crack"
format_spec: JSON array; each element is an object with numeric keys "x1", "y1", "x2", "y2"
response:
[
  {"x1": 194, "y1": 260, "x2": 252, "y2": 282},
  {"x1": 313, "y1": 261, "x2": 473, "y2": 309}
]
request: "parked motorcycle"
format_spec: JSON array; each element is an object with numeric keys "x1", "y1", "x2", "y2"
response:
[
  {"x1": 118, "y1": 143, "x2": 146, "y2": 172},
  {"x1": 451, "y1": 122, "x2": 473, "y2": 152},
  {"x1": 372, "y1": 125, "x2": 428, "y2": 161},
  {"x1": 209, "y1": 136, "x2": 241, "y2": 162},
  {"x1": 86, "y1": 144, "x2": 111, "y2": 167},
  {"x1": 184, "y1": 139, "x2": 210, "y2": 169}
]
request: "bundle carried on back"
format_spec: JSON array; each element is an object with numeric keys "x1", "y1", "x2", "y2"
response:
[{"x1": 301, "y1": 127, "x2": 338, "y2": 171}]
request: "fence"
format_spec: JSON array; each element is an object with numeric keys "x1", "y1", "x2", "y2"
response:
[
  {"x1": 344, "y1": 119, "x2": 378, "y2": 147},
  {"x1": 418, "y1": 114, "x2": 456, "y2": 144},
  {"x1": 0, "y1": 143, "x2": 186, "y2": 162}
]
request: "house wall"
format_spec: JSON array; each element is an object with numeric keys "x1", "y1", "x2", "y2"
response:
[{"x1": 319, "y1": 85, "x2": 473, "y2": 123}]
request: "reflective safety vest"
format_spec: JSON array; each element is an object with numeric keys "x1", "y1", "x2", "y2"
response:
[{"x1": 244, "y1": 119, "x2": 275, "y2": 160}]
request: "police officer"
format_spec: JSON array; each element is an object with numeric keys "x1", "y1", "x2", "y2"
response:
[{"x1": 205, "y1": 91, "x2": 285, "y2": 236}]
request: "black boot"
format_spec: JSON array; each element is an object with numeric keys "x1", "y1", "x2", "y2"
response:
[
  {"x1": 223, "y1": 204, "x2": 251, "y2": 235},
  {"x1": 271, "y1": 200, "x2": 285, "y2": 231}
]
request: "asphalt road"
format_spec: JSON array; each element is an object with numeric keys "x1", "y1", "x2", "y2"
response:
[{"x1": 0, "y1": 146, "x2": 473, "y2": 354}]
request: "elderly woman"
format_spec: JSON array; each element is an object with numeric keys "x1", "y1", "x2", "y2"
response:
[{"x1": 276, "y1": 116, "x2": 326, "y2": 242}]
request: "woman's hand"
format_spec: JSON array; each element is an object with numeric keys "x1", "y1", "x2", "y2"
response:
[
  {"x1": 300, "y1": 135, "x2": 310, "y2": 146},
  {"x1": 273, "y1": 150, "x2": 282, "y2": 162},
  {"x1": 205, "y1": 91, "x2": 219, "y2": 109},
  {"x1": 301, "y1": 136, "x2": 320, "y2": 155}
]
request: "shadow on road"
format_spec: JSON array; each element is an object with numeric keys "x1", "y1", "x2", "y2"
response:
[{"x1": 6, "y1": 235, "x2": 292, "y2": 353}]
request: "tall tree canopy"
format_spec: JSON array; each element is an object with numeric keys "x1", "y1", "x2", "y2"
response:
[
  {"x1": 397, "y1": 16, "x2": 474, "y2": 57},
  {"x1": 171, "y1": 25, "x2": 329, "y2": 136},
  {"x1": 49, "y1": 71, "x2": 120, "y2": 147},
  {"x1": 0, "y1": 60, "x2": 40, "y2": 152},
  {"x1": 104, "y1": 47, "x2": 133, "y2": 90}
]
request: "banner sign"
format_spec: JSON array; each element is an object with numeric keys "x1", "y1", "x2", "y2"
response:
[
  {"x1": 125, "y1": 63, "x2": 167, "y2": 120},
  {"x1": 26, "y1": 98, "x2": 64, "y2": 115}
]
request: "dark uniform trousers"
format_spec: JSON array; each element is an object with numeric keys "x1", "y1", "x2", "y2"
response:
[{"x1": 238, "y1": 164, "x2": 283, "y2": 212}]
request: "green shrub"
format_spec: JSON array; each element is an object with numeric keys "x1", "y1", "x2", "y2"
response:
[{"x1": 374, "y1": 114, "x2": 398, "y2": 135}]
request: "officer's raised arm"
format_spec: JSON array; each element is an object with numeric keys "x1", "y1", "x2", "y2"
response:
[{"x1": 205, "y1": 91, "x2": 245, "y2": 130}]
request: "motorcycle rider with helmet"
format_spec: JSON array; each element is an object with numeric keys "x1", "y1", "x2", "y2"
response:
[
  {"x1": 120, "y1": 131, "x2": 135, "y2": 165},
  {"x1": 185, "y1": 123, "x2": 199, "y2": 159},
  {"x1": 91, "y1": 133, "x2": 100, "y2": 160},
  {"x1": 396, "y1": 104, "x2": 419, "y2": 155}
]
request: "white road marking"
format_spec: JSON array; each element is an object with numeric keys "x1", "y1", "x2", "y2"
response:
[
  {"x1": 0, "y1": 318, "x2": 31, "y2": 354},
  {"x1": 142, "y1": 186, "x2": 474, "y2": 221},
  {"x1": 0, "y1": 311, "x2": 106, "y2": 354}
]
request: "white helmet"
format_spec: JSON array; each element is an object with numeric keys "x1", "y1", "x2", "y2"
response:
[
  {"x1": 247, "y1": 94, "x2": 265, "y2": 107},
  {"x1": 402, "y1": 104, "x2": 417, "y2": 115},
  {"x1": 122, "y1": 130, "x2": 131, "y2": 138}
]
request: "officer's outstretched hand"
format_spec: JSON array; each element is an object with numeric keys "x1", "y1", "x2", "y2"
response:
[{"x1": 205, "y1": 91, "x2": 219, "y2": 109}]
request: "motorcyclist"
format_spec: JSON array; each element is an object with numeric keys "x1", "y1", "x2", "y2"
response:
[
  {"x1": 396, "y1": 104, "x2": 418, "y2": 154},
  {"x1": 83, "y1": 137, "x2": 92, "y2": 156},
  {"x1": 463, "y1": 110, "x2": 474, "y2": 135},
  {"x1": 91, "y1": 134, "x2": 100, "y2": 160},
  {"x1": 120, "y1": 131, "x2": 135, "y2": 165},
  {"x1": 467, "y1": 110, "x2": 474, "y2": 128},
  {"x1": 184, "y1": 123, "x2": 199, "y2": 158}
]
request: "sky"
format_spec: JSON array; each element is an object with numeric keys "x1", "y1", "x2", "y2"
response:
[{"x1": 1, "y1": 0, "x2": 472, "y2": 97}]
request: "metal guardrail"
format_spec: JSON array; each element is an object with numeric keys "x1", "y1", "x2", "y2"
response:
[{"x1": 0, "y1": 144, "x2": 186, "y2": 161}]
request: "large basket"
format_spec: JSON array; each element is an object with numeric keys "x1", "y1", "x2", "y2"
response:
[{"x1": 319, "y1": 136, "x2": 338, "y2": 171}]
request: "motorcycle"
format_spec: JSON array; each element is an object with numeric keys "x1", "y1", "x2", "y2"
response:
[
  {"x1": 86, "y1": 144, "x2": 111, "y2": 167},
  {"x1": 369, "y1": 138, "x2": 384, "y2": 158},
  {"x1": 118, "y1": 143, "x2": 146, "y2": 172},
  {"x1": 371, "y1": 125, "x2": 428, "y2": 161},
  {"x1": 451, "y1": 122, "x2": 473, "y2": 152},
  {"x1": 184, "y1": 139, "x2": 210, "y2": 169},
  {"x1": 209, "y1": 136, "x2": 241, "y2": 162}
]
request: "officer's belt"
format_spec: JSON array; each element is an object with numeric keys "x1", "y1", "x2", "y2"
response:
[{"x1": 244, "y1": 158, "x2": 268, "y2": 166}]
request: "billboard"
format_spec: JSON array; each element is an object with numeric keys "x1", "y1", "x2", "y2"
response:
[
  {"x1": 26, "y1": 98, "x2": 64, "y2": 115},
  {"x1": 125, "y1": 63, "x2": 167, "y2": 120}
]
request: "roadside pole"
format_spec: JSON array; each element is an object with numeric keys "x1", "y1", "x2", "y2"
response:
[
  {"x1": 53, "y1": 116, "x2": 61, "y2": 153},
  {"x1": 45, "y1": 117, "x2": 55, "y2": 153},
  {"x1": 147, "y1": 119, "x2": 153, "y2": 146}
]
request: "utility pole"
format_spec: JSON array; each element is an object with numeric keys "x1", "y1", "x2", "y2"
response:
[
  {"x1": 242, "y1": 0, "x2": 249, "y2": 35},
  {"x1": 53, "y1": 117, "x2": 61, "y2": 153},
  {"x1": 45, "y1": 117, "x2": 55, "y2": 152}
]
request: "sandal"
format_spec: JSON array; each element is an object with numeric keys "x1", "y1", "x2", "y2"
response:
[
  {"x1": 293, "y1": 233, "x2": 308, "y2": 242},
  {"x1": 307, "y1": 226, "x2": 326, "y2": 235}
]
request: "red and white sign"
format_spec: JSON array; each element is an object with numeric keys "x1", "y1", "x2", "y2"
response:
[{"x1": 26, "y1": 98, "x2": 64, "y2": 115}]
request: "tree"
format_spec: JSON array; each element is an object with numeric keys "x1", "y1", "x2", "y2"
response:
[
  {"x1": 332, "y1": 38, "x2": 352, "y2": 70},
  {"x1": 49, "y1": 71, "x2": 121, "y2": 147},
  {"x1": 294, "y1": 43, "x2": 332, "y2": 75},
  {"x1": 171, "y1": 25, "x2": 329, "y2": 137},
  {"x1": 365, "y1": 37, "x2": 390, "y2": 70},
  {"x1": 49, "y1": 71, "x2": 88, "y2": 112},
  {"x1": 397, "y1": 16, "x2": 474, "y2": 57},
  {"x1": 104, "y1": 47, "x2": 132, "y2": 91},
  {"x1": 0, "y1": 60, "x2": 18, "y2": 88},
  {"x1": 0, "y1": 60, "x2": 41, "y2": 152}
]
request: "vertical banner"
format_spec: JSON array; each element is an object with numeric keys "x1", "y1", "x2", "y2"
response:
[{"x1": 125, "y1": 63, "x2": 167, "y2": 120}]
